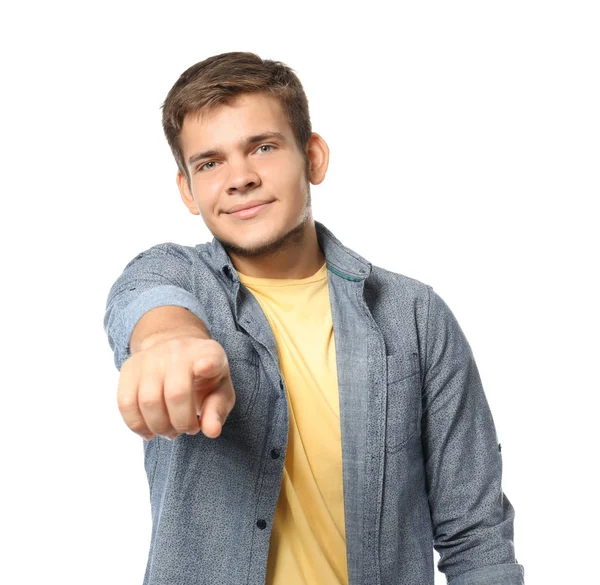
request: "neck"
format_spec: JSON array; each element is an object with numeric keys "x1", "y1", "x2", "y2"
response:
[{"x1": 227, "y1": 220, "x2": 325, "y2": 279}]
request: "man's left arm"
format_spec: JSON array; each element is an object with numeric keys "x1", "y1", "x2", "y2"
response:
[{"x1": 421, "y1": 286, "x2": 525, "y2": 585}]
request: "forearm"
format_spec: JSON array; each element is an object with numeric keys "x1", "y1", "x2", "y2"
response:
[
  {"x1": 423, "y1": 287, "x2": 524, "y2": 583},
  {"x1": 131, "y1": 306, "x2": 211, "y2": 354}
]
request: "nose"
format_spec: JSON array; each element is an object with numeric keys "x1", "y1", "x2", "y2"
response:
[{"x1": 226, "y1": 157, "x2": 261, "y2": 195}]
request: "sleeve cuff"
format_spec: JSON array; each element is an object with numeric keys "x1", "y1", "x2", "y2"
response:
[
  {"x1": 115, "y1": 285, "x2": 210, "y2": 369},
  {"x1": 448, "y1": 562, "x2": 525, "y2": 585}
]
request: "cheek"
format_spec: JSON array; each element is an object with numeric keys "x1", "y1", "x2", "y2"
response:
[
  {"x1": 272, "y1": 166, "x2": 307, "y2": 197},
  {"x1": 191, "y1": 181, "x2": 221, "y2": 209},
  {"x1": 264, "y1": 156, "x2": 304, "y2": 184}
]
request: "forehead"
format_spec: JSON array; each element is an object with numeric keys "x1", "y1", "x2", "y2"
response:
[{"x1": 180, "y1": 93, "x2": 292, "y2": 151}]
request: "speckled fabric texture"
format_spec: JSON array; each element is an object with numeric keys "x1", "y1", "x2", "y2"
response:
[{"x1": 104, "y1": 221, "x2": 525, "y2": 585}]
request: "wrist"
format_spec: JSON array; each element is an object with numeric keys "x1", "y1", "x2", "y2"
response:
[{"x1": 139, "y1": 325, "x2": 211, "y2": 352}]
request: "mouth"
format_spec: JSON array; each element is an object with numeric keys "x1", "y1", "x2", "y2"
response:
[{"x1": 227, "y1": 201, "x2": 273, "y2": 219}]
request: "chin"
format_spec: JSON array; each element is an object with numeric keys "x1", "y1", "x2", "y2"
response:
[{"x1": 218, "y1": 218, "x2": 305, "y2": 258}]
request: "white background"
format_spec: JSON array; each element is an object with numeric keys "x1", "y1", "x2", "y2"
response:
[{"x1": 1, "y1": 1, "x2": 598, "y2": 583}]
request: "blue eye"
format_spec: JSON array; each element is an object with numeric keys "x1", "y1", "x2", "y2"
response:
[
  {"x1": 196, "y1": 144, "x2": 276, "y2": 173},
  {"x1": 199, "y1": 161, "x2": 216, "y2": 172}
]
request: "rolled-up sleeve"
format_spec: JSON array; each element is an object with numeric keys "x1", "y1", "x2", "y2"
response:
[
  {"x1": 421, "y1": 287, "x2": 525, "y2": 584},
  {"x1": 103, "y1": 243, "x2": 209, "y2": 371}
]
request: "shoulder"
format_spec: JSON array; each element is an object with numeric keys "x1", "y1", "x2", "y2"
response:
[
  {"x1": 123, "y1": 241, "x2": 205, "y2": 271},
  {"x1": 369, "y1": 265, "x2": 459, "y2": 329},
  {"x1": 368, "y1": 263, "x2": 433, "y2": 303}
]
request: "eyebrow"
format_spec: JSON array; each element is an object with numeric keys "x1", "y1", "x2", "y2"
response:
[{"x1": 187, "y1": 131, "x2": 287, "y2": 167}]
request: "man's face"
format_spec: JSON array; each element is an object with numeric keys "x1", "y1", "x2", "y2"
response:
[{"x1": 177, "y1": 93, "x2": 313, "y2": 258}]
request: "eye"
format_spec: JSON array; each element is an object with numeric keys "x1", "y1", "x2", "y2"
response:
[
  {"x1": 197, "y1": 161, "x2": 216, "y2": 172},
  {"x1": 195, "y1": 144, "x2": 276, "y2": 173}
]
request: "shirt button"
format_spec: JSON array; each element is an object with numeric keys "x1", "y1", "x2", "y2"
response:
[
  {"x1": 279, "y1": 380, "x2": 284, "y2": 390},
  {"x1": 256, "y1": 519, "x2": 267, "y2": 530},
  {"x1": 270, "y1": 448, "x2": 280, "y2": 459}
]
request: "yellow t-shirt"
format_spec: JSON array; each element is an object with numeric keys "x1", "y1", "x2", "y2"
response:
[{"x1": 237, "y1": 262, "x2": 349, "y2": 585}]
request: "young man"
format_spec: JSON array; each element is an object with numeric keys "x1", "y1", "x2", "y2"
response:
[{"x1": 104, "y1": 52, "x2": 525, "y2": 585}]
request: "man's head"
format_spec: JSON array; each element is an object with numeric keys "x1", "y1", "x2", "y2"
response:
[{"x1": 161, "y1": 52, "x2": 329, "y2": 261}]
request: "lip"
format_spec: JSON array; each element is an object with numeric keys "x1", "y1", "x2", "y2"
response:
[{"x1": 227, "y1": 201, "x2": 273, "y2": 219}]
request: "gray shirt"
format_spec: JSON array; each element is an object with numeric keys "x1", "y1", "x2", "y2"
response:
[{"x1": 104, "y1": 220, "x2": 525, "y2": 585}]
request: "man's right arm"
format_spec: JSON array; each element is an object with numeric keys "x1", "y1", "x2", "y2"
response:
[{"x1": 104, "y1": 243, "x2": 236, "y2": 440}]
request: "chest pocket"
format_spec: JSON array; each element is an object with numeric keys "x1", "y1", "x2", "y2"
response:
[
  {"x1": 385, "y1": 351, "x2": 422, "y2": 453},
  {"x1": 217, "y1": 330, "x2": 260, "y2": 423}
]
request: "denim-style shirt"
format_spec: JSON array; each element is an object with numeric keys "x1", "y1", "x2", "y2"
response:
[{"x1": 104, "y1": 220, "x2": 525, "y2": 585}]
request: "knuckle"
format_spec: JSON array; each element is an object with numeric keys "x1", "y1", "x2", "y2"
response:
[
  {"x1": 117, "y1": 394, "x2": 137, "y2": 413},
  {"x1": 198, "y1": 339, "x2": 225, "y2": 360},
  {"x1": 164, "y1": 385, "x2": 189, "y2": 404},
  {"x1": 208, "y1": 338, "x2": 225, "y2": 353},
  {"x1": 128, "y1": 420, "x2": 149, "y2": 434},
  {"x1": 139, "y1": 395, "x2": 162, "y2": 410},
  {"x1": 165, "y1": 337, "x2": 188, "y2": 356},
  {"x1": 173, "y1": 420, "x2": 197, "y2": 434},
  {"x1": 149, "y1": 422, "x2": 172, "y2": 435}
]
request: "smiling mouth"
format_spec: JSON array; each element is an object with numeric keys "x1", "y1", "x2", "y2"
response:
[{"x1": 227, "y1": 201, "x2": 273, "y2": 219}]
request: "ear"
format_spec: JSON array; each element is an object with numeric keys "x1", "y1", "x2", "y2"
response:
[
  {"x1": 306, "y1": 132, "x2": 330, "y2": 186},
  {"x1": 177, "y1": 171, "x2": 200, "y2": 215}
]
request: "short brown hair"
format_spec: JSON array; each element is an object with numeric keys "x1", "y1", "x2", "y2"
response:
[{"x1": 161, "y1": 51, "x2": 313, "y2": 188}]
